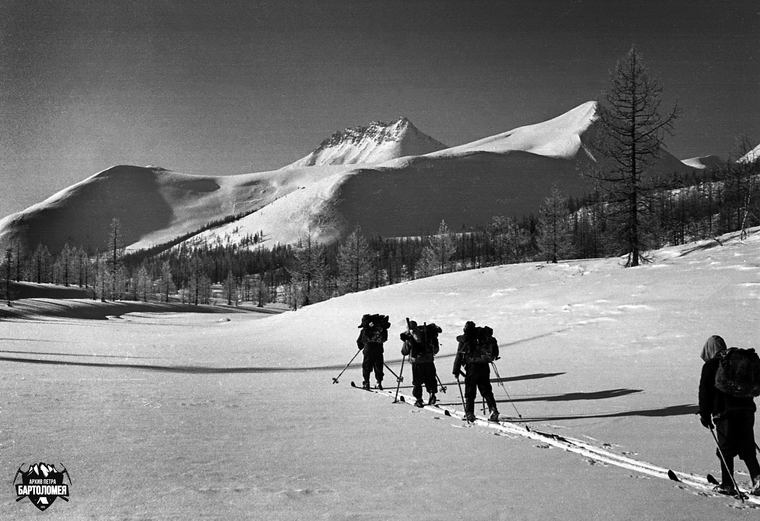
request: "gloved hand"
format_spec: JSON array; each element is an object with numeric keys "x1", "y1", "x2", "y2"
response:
[
  {"x1": 700, "y1": 415, "x2": 713, "y2": 429},
  {"x1": 400, "y1": 332, "x2": 409, "y2": 341}
]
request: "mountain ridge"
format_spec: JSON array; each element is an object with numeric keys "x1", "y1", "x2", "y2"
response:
[{"x1": 0, "y1": 101, "x2": 712, "y2": 255}]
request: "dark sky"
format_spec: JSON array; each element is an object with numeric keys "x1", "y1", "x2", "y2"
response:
[{"x1": 1, "y1": 0, "x2": 758, "y2": 215}]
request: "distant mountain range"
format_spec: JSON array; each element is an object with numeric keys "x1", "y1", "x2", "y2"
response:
[{"x1": 0, "y1": 101, "x2": 728, "y2": 255}]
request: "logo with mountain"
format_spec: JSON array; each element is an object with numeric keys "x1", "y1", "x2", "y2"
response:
[{"x1": 13, "y1": 462, "x2": 71, "y2": 511}]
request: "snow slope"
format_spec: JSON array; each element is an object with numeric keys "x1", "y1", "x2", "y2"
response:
[
  {"x1": 739, "y1": 143, "x2": 760, "y2": 164},
  {"x1": 291, "y1": 117, "x2": 448, "y2": 167},
  {"x1": 429, "y1": 100, "x2": 598, "y2": 159},
  {"x1": 0, "y1": 164, "x2": 354, "y2": 253},
  {"x1": 0, "y1": 101, "x2": 699, "y2": 254},
  {"x1": 681, "y1": 155, "x2": 724, "y2": 170},
  {"x1": 185, "y1": 167, "x2": 352, "y2": 247},
  {"x1": 2, "y1": 227, "x2": 760, "y2": 519}
]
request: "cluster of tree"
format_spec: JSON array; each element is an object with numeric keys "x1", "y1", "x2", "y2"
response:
[{"x1": 2, "y1": 47, "x2": 759, "y2": 310}]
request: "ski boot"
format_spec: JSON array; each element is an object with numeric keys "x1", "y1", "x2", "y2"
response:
[
  {"x1": 750, "y1": 477, "x2": 760, "y2": 496},
  {"x1": 713, "y1": 483, "x2": 737, "y2": 496},
  {"x1": 428, "y1": 394, "x2": 437, "y2": 406},
  {"x1": 488, "y1": 410, "x2": 500, "y2": 422},
  {"x1": 362, "y1": 381, "x2": 371, "y2": 391},
  {"x1": 414, "y1": 399, "x2": 424, "y2": 408},
  {"x1": 376, "y1": 382, "x2": 383, "y2": 390}
]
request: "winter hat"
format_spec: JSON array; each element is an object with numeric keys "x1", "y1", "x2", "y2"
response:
[
  {"x1": 463, "y1": 321, "x2": 476, "y2": 335},
  {"x1": 700, "y1": 335, "x2": 727, "y2": 362}
]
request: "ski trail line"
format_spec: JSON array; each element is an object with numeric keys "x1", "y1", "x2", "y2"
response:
[{"x1": 356, "y1": 385, "x2": 760, "y2": 506}]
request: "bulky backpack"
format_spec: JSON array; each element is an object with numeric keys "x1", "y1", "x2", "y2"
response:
[
  {"x1": 715, "y1": 347, "x2": 760, "y2": 398},
  {"x1": 412, "y1": 323, "x2": 441, "y2": 358},
  {"x1": 361, "y1": 314, "x2": 390, "y2": 344},
  {"x1": 465, "y1": 326, "x2": 495, "y2": 363}
]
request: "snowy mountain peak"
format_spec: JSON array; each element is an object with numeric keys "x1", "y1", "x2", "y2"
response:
[
  {"x1": 739, "y1": 143, "x2": 760, "y2": 164},
  {"x1": 430, "y1": 101, "x2": 598, "y2": 160},
  {"x1": 293, "y1": 117, "x2": 448, "y2": 167},
  {"x1": 680, "y1": 155, "x2": 723, "y2": 170}
]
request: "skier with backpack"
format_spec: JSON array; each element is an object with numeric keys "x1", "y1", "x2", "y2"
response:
[
  {"x1": 400, "y1": 320, "x2": 442, "y2": 407},
  {"x1": 698, "y1": 334, "x2": 760, "y2": 496},
  {"x1": 452, "y1": 321, "x2": 500, "y2": 422},
  {"x1": 356, "y1": 314, "x2": 390, "y2": 391}
]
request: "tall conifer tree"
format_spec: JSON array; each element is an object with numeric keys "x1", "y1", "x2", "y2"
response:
[{"x1": 586, "y1": 46, "x2": 680, "y2": 266}]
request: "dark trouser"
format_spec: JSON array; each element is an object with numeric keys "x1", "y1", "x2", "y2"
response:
[
  {"x1": 715, "y1": 411, "x2": 760, "y2": 484},
  {"x1": 362, "y1": 345, "x2": 384, "y2": 384},
  {"x1": 411, "y1": 362, "x2": 438, "y2": 401},
  {"x1": 464, "y1": 362, "x2": 497, "y2": 415}
]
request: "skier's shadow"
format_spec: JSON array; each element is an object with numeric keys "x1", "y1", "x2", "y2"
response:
[
  {"x1": 0, "y1": 355, "x2": 345, "y2": 374},
  {"x1": 486, "y1": 387, "x2": 699, "y2": 420},
  {"x1": 516, "y1": 403, "x2": 700, "y2": 421},
  {"x1": 491, "y1": 372, "x2": 565, "y2": 384},
  {"x1": 505, "y1": 388, "x2": 642, "y2": 403}
]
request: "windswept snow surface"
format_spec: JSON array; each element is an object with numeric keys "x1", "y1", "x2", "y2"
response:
[
  {"x1": 429, "y1": 101, "x2": 598, "y2": 159},
  {"x1": 3, "y1": 229, "x2": 760, "y2": 519}
]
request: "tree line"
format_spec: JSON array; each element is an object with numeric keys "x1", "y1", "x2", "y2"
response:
[{"x1": 3, "y1": 154, "x2": 756, "y2": 309}]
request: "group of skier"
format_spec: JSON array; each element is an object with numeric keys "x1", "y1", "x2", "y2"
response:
[
  {"x1": 355, "y1": 314, "x2": 500, "y2": 423},
  {"x1": 354, "y1": 316, "x2": 760, "y2": 498}
]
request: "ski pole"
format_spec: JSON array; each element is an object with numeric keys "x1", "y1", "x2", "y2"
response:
[
  {"x1": 393, "y1": 316, "x2": 414, "y2": 403},
  {"x1": 491, "y1": 362, "x2": 523, "y2": 420},
  {"x1": 709, "y1": 424, "x2": 744, "y2": 501},
  {"x1": 332, "y1": 349, "x2": 361, "y2": 384},
  {"x1": 435, "y1": 373, "x2": 447, "y2": 393},
  {"x1": 456, "y1": 376, "x2": 466, "y2": 413},
  {"x1": 383, "y1": 362, "x2": 402, "y2": 382},
  {"x1": 394, "y1": 355, "x2": 407, "y2": 403}
]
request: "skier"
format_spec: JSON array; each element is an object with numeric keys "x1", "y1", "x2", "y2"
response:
[
  {"x1": 698, "y1": 334, "x2": 760, "y2": 496},
  {"x1": 452, "y1": 321, "x2": 499, "y2": 422},
  {"x1": 400, "y1": 321, "x2": 441, "y2": 407},
  {"x1": 356, "y1": 314, "x2": 390, "y2": 390}
]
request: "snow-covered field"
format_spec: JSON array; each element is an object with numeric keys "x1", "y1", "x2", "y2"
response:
[{"x1": 4, "y1": 228, "x2": 760, "y2": 519}]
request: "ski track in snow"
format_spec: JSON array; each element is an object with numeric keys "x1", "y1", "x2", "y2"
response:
[
  {"x1": 4, "y1": 227, "x2": 760, "y2": 519},
  {"x1": 358, "y1": 385, "x2": 760, "y2": 508}
]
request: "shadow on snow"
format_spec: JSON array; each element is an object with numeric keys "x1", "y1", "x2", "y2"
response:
[{"x1": 517, "y1": 403, "x2": 700, "y2": 421}]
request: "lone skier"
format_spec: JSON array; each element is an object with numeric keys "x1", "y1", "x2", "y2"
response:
[
  {"x1": 698, "y1": 334, "x2": 760, "y2": 496},
  {"x1": 357, "y1": 314, "x2": 390, "y2": 390},
  {"x1": 452, "y1": 321, "x2": 499, "y2": 422},
  {"x1": 400, "y1": 320, "x2": 441, "y2": 407}
]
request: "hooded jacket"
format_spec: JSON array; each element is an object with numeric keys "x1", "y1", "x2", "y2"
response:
[{"x1": 699, "y1": 335, "x2": 756, "y2": 421}]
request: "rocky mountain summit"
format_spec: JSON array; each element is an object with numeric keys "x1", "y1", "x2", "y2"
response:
[{"x1": 294, "y1": 117, "x2": 448, "y2": 166}]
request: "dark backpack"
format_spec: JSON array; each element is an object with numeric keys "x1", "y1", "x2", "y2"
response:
[
  {"x1": 715, "y1": 347, "x2": 760, "y2": 398},
  {"x1": 360, "y1": 314, "x2": 390, "y2": 344},
  {"x1": 411, "y1": 323, "x2": 441, "y2": 358},
  {"x1": 465, "y1": 326, "x2": 495, "y2": 363}
]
